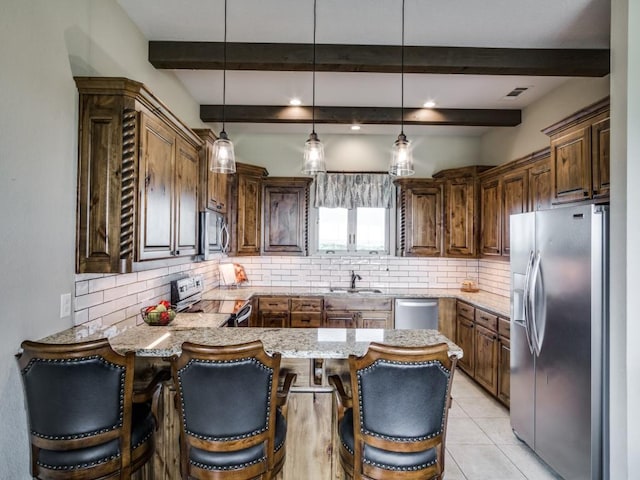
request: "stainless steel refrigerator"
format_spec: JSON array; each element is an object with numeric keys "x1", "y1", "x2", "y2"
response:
[{"x1": 510, "y1": 204, "x2": 608, "y2": 480}]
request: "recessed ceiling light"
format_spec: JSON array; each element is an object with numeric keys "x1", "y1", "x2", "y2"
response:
[
  {"x1": 289, "y1": 98, "x2": 302, "y2": 106},
  {"x1": 351, "y1": 125, "x2": 361, "y2": 131},
  {"x1": 423, "y1": 100, "x2": 436, "y2": 108}
]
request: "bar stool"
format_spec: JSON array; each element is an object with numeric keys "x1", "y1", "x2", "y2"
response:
[
  {"x1": 17, "y1": 338, "x2": 167, "y2": 480},
  {"x1": 170, "y1": 340, "x2": 295, "y2": 480},
  {"x1": 329, "y1": 342, "x2": 457, "y2": 480}
]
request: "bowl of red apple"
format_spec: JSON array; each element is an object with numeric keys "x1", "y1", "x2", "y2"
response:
[{"x1": 141, "y1": 300, "x2": 177, "y2": 326}]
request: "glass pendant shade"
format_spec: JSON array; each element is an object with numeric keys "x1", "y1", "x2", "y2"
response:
[
  {"x1": 302, "y1": 132, "x2": 326, "y2": 174},
  {"x1": 389, "y1": 133, "x2": 414, "y2": 176},
  {"x1": 210, "y1": 130, "x2": 236, "y2": 173}
]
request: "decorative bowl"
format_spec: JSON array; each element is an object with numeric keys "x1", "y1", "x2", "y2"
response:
[{"x1": 141, "y1": 304, "x2": 177, "y2": 326}]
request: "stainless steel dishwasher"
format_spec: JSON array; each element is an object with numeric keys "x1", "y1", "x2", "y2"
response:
[{"x1": 394, "y1": 299, "x2": 439, "y2": 329}]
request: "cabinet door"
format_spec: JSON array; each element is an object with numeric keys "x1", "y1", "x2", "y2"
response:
[
  {"x1": 237, "y1": 174, "x2": 262, "y2": 255},
  {"x1": 174, "y1": 140, "x2": 199, "y2": 257},
  {"x1": 138, "y1": 114, "x2": 175, "y2": 261},
  {"x1": 324, "y1": 311, "x2": 357, "y2": 328},
  {"x1": 474, "y1": 324, "x2": 499, "y2": 395},
  {"x1": 497, "y1": 337, "x2": 511, "y2": 407},
  {"x1": 528, "y1": 156, "x2": 552, "y2": 211},
  {"x1": 406, "y1": 185, "x2": 443, "y2": 256},
  {"x1": 263, "y1": 184, "x2": 308, "y2": 255},
  {"x1": 456, "y1": 316, "x2": 475, "y2": 375},
  {"x1": 444, "y1": 178, "x2": 476, "y2": 257},
  {"x1": 359, "y1": 311, "x2": 391, "y2": 329},
  {"x1": 501, "y1": 170, "x2": 528, "y2": 257},
  {"x1": 480, "y1": 177, "x2": 501, "y2": 256},
  {"x1": 592, "y1": 116, "x2": 610, "y2": 200},
  {"x1": 283, "y1": 392, "x2": 334, "y2": 480},
  {"x1": 550, "y1": 125, "x2": 591, "y2": 204},
  {"x1": 259, "y1": 312, "x2": 289, "y2": 328}
]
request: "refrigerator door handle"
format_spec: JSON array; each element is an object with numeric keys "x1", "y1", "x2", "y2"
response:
[
  {"x1": 523, "y1": 250, "x2": 536, "y2": 354},
  {"x1": 529, "y1": 251, "x2": 543, "y2": 356}
]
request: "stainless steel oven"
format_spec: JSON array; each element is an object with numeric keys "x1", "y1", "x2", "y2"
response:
[{"x1": 199, "y1": 210, "x2": 229, "y2": 260}]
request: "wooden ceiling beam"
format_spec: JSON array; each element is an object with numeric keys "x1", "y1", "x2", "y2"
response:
[
  {"x1": 199, "y1": 105, "x2": 521, "y2": 127},
  {"x1": 150, "y1": 41, "x2": 610, "y2": 77}
]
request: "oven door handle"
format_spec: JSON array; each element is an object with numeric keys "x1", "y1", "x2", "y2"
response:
[{"x1": 221, "y1": 221, "x2": 230, "y2": 254}]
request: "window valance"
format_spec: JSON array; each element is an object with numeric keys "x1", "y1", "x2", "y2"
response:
[{"x1": 314, "y1": 173, "x2": 392, "y2": 209}]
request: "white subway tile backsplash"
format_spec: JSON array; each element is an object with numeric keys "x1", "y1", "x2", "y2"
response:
[
  {"x1": 75, "y1": 291, "x2": 104, "y2": 310},
  {"x1": 88, "y1": 276, "x2": 116, "y2": 293},
  {"x1": 115, "y1": 273, "x2": 138, "y2": 286},
  {"x1": 75, "y1": 281, "x2": 89, "y2": 296},
  {"x1": 74, "y1": 255, "x2": 508, "y2": 331}
]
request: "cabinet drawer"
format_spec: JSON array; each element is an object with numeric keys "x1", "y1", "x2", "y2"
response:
[
  {"x1": 290, "y1": 298, "x2": 323, "y2": 312},
  {"x1": 498, "y1": 317, "x2": 510, "y2": 339},
  {"x1": 258, "y1": 297, "x2": 289, "y2": 311},
  {"x1": 456, "y1": 301, "x2": 475, "y2": 321},
  {"x1": 324, "y1": 296, "x2": 392, "y2": 311},
  {"x1": 475, "y1": 309, "x2": 498, "y2": 332},
  {"x1": 290, "y1": 312, "x2": 322, "y2": 328}
]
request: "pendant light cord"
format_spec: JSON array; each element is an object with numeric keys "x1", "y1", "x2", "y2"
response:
[
  {"x1": 312, "y1": 0, "x2": 317, "y2": 135},
  {"x1": 400, "y1": 0, "x2": 405, "y2": 136},
  {"x1": 222, "y1": 0, "x2": 228, "y2": 133}
]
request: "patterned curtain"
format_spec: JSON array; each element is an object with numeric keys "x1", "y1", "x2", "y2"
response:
[{"x1": 314, "y1": 173, "x2": 393, "y2": 209}]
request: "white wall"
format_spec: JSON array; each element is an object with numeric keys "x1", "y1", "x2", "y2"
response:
[
  {"x1": 0, "y1": 1, "x2": 203, "y2": 477},
  {"x1": 232, "y1": 133, "x2": 483, "y2": 177},
  {"x1": 481, "y1": 77, "x2": 610, "y2": 165}
]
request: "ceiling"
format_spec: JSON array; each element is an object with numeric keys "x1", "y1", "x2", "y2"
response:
[{"x1": 117, "y1": 0, "x2": 610, "y2": 136}]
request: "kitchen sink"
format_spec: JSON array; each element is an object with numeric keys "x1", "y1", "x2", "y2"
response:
[{"x1": 329, "y1": 288, "x2": 383, "y2": 294}]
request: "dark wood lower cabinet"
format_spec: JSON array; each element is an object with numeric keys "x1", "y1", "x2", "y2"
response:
[
  {"x1": 259, "y1": 311, "x2": 290, "y2": 328},
  {"x1": 456, "y1": 301, "x2": 510, "y2": 407},
  {"x1": 498, "y1": 337, "x2": 511, "y2": 406},
  {"x1": 456, "y1": 316, "x2": 475, "y2": 375},
  {"x1": 474, "y1": 324, "x2": 499, "y2": 395},
  {"x1": 324, "y1": 311, "x2": 358, "y2": 328}
]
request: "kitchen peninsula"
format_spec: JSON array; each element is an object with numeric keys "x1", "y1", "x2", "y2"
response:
[{"x1": 40, "y1": 314, "x2": 462, "y2": 480}]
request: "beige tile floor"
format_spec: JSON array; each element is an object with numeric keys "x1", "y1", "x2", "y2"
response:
[{"x1": 445, "y1": 370, "x2": 562, "y2": 480}]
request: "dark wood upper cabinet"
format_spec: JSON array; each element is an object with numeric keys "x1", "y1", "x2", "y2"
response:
[
  {"x1": 528, "y1": 153, "x2": 552, "y2": 211},
  {"x1": 501, "y1": 169, "x2": 528, "y2": 257},
  {"x1": 194, "y1": 129, "x2": 228, "y2": 214},
  {"x1": 262, "y1": 177, "x2": 312, "y2": 256},
  {"x1": 592, "y1": 116, "x2": 610, "y2": 200},
  {"x1": 395, "y1": 179, "x2": 443, "y2": 257},
  {"x1": 138, "y1": 113, "x2": 175, "y2": 261},
  {"x1": 434, "y1": 166, "x2": 491, "y2": 258},
  {"x1": 543, "y1": 98, "x2": 609, "y2": 205},
  {"x1": 227, "y1": 163, "x2": 268, "y2": 256},
  {"x1": 174, "y1": 139, "x2": 199, "y2": 257},
  {"x1": 75, "y1": 77, "x2": 203, "y2": 273},
  {"x1": 479, "y1": 177, "x2": 501, "y2": 257}
]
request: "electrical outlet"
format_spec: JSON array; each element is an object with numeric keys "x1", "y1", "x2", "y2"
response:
[{"x1": 60, "y1": 293, "x2": 71, "y2": 318}]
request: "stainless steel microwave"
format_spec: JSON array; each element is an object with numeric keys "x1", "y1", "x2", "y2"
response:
[{"x1": 199, "y1": 210, "x2": 229, "y2": 259}]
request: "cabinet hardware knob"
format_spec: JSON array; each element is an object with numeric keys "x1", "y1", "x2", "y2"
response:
[
  {"x1": 583, "y1": 191, "x2": 589, "y2": 197},
  {"x1": 175, "y1": 250, "x2": 180, "y2": 255}
]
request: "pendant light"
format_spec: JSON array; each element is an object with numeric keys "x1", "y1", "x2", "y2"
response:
[
  {"x1": 211, "y1": 0, "x2": 236, "y2": 174},
  {"x1": 302, "y1": 0, "x2": 326, "y2": 175},
  {"x1": 389, "y1": 0, "x2": 414, "y2": 177}
]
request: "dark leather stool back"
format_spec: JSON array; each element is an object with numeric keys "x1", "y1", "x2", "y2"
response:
[
  {"x1": 17, "y1": 338, "x2": 159, "y2": 480},
  {"x1": 171, "y1": 340, "x2": 294, "y2": 480},
  {"x1": 330, "y1": 342, "x2": 457, "y2": 480}
]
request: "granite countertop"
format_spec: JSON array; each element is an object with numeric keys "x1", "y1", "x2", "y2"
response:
[
  {"x1": 41, "y1": 325, "x2": 462, "y2": 359},
  {"x1": 205, "y1": 286, "x2": 510, "y2": 317},
  {"x1": 38, "y1": 287, "x2": 508, "y2": 360}
]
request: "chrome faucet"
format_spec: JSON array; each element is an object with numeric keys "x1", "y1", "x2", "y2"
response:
[{"x1": 350, "y1": 270, "x2": 362, "y2": 290}]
